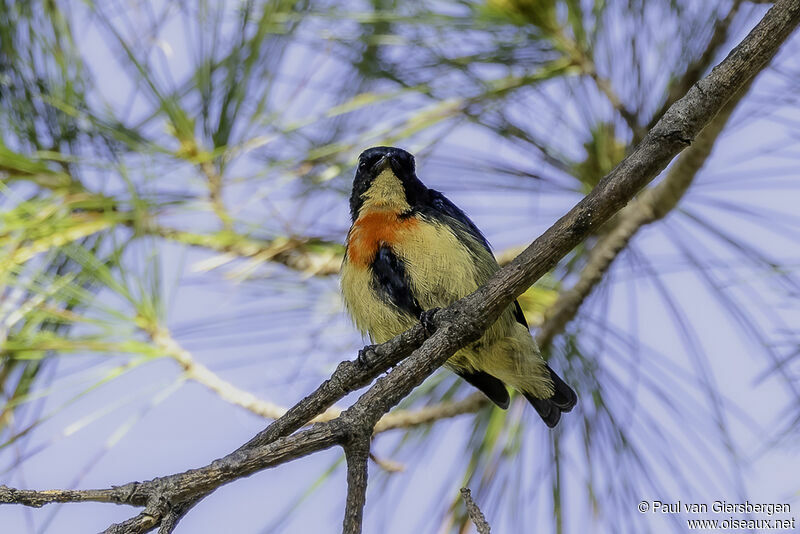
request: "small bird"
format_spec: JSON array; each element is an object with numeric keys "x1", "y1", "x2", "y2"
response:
[{"x1": 340, "y1": 146, "x2": 576, "y2": 427}]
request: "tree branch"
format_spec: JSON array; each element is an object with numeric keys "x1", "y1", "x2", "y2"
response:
[
  {"x1": 342, "y1": 437, "x2": 371, "y2": 534},
  {"x1": 0, "y1": 485, "x2": 146, "y2": 508},
  {"x1": 461, "y1": 488, "x2": 491, "y2": 534},
  {"x1": 103, "y1": 513, "x2": 159, "y2": 534},
  {"x1": 151, "y1": 225, "x2": 524, "y2": 277},
  {"x1": 643, "y1": 0, "x2": 747, "y2": 140},
  {"x1": 143, "y1": 322, "x2": 292, "y2": 419},
  {"x1": 200, "y1": 161, "x2": 233, "y2": 231},
  {"x1": 149, "y1": 225, "x2": 345, "y2": 276},
  {"x1": 372, "y1": 392, "x2": 487, "y2": 433},
  {"x1": 2, "y1": 3, "x2": 798, "y2": 533},
  {"x1": 151, "y1": 318, "x2": 485, "y2": 430},
  {"x1": 536, "y1": 79, "x2": 755, "y2": 349}
]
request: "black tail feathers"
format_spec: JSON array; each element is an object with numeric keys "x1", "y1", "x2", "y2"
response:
[
  {"x1": 547, "y1": 365, "x2": 578, "y2": 411},
  {"x1": 525, "y1": 365, "x2": 577, "y2": 428}
]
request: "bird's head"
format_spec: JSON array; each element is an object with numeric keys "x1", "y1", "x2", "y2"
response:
[{"x1": 350, "y1": 146, "x2": 426, "y2": 220}]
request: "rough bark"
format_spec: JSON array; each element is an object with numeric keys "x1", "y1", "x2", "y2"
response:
[{"x1": 1, "y1": 2, "x2": 798, "y2": 533}]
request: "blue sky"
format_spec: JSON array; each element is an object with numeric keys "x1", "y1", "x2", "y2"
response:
[{"x1": 2, "y1": 1, "x2": 800, "y2": 533}]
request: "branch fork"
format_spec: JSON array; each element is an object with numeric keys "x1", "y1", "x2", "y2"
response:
[{"x1": 2, "y1": 2, "x2": 799, "y2": 532}]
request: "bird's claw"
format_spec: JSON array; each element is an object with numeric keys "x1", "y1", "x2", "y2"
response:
[
  {"x1": 419, "y1": 308, "x2": 440, "y2": 335},
  {"x1": 357, "y1": 344, "x2": 378, "y2": 366}
]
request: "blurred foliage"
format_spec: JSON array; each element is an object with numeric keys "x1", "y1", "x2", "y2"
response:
[{"x1": 1, "y1": 0, "x2": 800, "y2": 533}]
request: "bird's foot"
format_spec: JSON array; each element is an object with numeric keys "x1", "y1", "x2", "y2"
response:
[
  {"x1": 356, "y1": 344, "x2": 378, "y2": 366},
  {"x1": 419, "y1": 308, "x2": 440, "y2": 335}
]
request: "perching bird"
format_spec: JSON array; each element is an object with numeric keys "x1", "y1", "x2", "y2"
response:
[{"x1": 340, "y1": 146, "x2": 576, "y2": 427}]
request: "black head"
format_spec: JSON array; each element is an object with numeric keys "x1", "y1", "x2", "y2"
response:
[{"x1": 349, "y1": 146, "x2": 427, "y2": 220}]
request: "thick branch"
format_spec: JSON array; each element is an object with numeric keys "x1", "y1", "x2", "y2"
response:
[
  {"x1": 482, "y1": 0, "x2": 798, "y2": 339},
  {"x1": 2, "y1": 3, "x2": 798, "y2": 533},
  {"x1": 93, "y1": 422, "x2": 346, "y2": 534},
  {"x1": 104, "y1": 513, "x2": 159, "y2": 534},
  {"x1": 342, "y1": 437, "x2": 371, "y2": 534},
  {"x1": 235, "y1": 325, "x2": 428, "y2": 452},
  {"x1": 643, "y1": 0, "x2": 746, "y2": 139},
  {"x1": 141, "y1": 317, "x2": 489, "y2": 432},
  {"x1": 156, "y1": 318, "x2": 484, "y2": 429},
  {"x1": 536, "y1": 79, "x2": 754, "y2": 349}
]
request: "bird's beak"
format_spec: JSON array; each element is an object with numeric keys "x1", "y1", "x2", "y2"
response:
[{"x1": 372, "y1": 155, "x2": 393, "y2": 174}]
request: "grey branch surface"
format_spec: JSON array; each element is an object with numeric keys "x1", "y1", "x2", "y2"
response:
[
  {"x1": 535, "y1": 77, "x2": 755, "y2": 350},
  {"x1": 343, "y1": 437, "x2": 371, "y2": 534},
  {"x1": 1, "y1": 1, "x2": 799, "y2": 533},
  {"x1": 642, "y1": 0, "x2": 747, "y2": 140},
  {"x1": 461, "y1": 488, "x2": 492, "y2": 534}
]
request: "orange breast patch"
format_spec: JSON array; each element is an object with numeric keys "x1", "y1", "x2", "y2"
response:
[{"x1": 346, "y1": 211, "x2": 418, "y2": 267}]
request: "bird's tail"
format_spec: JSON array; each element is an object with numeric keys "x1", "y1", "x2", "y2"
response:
[{"x1": 524, "y1": 365, "x2": 577, "y2": 428}]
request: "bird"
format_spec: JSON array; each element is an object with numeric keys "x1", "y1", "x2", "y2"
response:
[{"x1": 340, "y1": 146, "x2": 576, "y2": 427}]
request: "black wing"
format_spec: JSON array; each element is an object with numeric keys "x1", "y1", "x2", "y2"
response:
[
  {"x1": 512, "y1": 300, "x2": 528, "y2": 328},
  {"x1": 426, "y1": 189, "x2": 529, "y2": 328},
  {"x1": 371, "y1": 246, "x2": 423, "y2": 318},
  {"x1": 426, "y1": 189, "x2": 492, "y2": 251},
  {"x1": 455, "y1": 369, "x2": 510, "y2": 409}
]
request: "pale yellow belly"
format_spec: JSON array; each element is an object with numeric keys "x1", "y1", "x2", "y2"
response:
[
  {"x1": 340, "y1": 217, "x2": 551, "y2": 396},
  {"x1": 341, "y1": 216, "x2": 485, "y2": 340},
  {"x1": 340, "y1": 258, "x2": 417, "y2": 343}
]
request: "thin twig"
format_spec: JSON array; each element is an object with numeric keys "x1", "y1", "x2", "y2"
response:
[
  {"x1": 643, "y1": 0, "x2": 746, "y2": 140},
  {"x1": 460, "y1": 488, "x2": 491, "y2": 534},
  {"x1": 0, "y1": 485, "x2": 146, "y2": 508},
  {"x1": 201, "y1": 161, "x2": 233, "y2": 231},
  {"x1": 551, "y1": 26, "x2": 641, "y2": 134},
  {"x1": 152, "y1": 320, "x2": 484, "y2": 431},
  {"x1": 369, "y1": 453, "x2": 405, "y2": 473},
  {"x1": 150, "y1": 225, "x2": 345, "y2": 276},
  {"x1": 145, "y1": 323, "x2": 291, "y2": 419},
  {"x1": 152, "y1": 224, "x2": 525, "y2": 276},
  {"x1": 372, "y1": 392, "x2": 487, "y2": 433}
]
